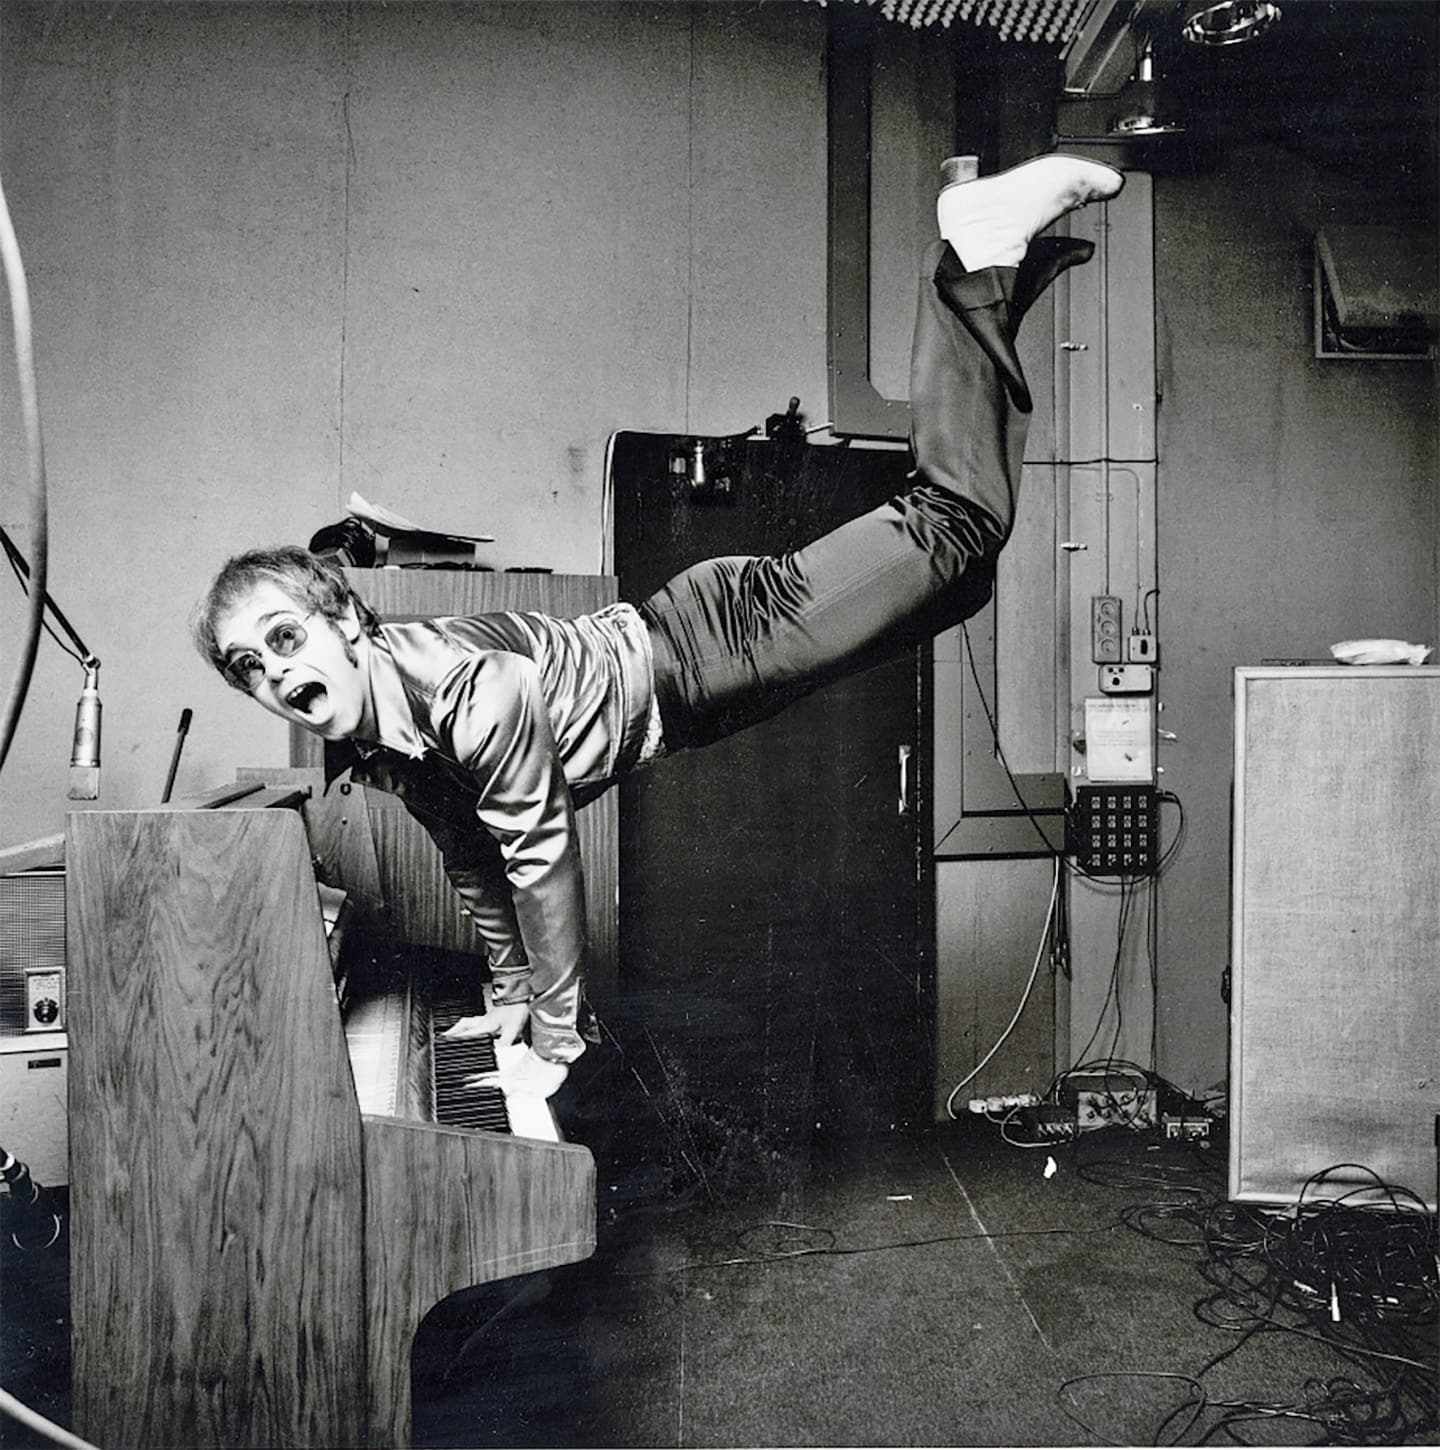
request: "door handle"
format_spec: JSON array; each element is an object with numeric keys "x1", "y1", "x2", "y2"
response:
[{"x1": 898, "y1": 744, "x2": 913, "y2": 816}]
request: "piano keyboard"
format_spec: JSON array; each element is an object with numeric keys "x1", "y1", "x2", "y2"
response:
[
  {"x1": 430, "y1": 994, "x2": 562, "y2": 1143},
  {"x1": 431, "y1": 997, "x2": 510, "y2": 1132}
]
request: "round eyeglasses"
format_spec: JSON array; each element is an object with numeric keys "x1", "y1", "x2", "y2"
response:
[{"x1": 221, "y1": 615, "x2": 314, "y2": 693}]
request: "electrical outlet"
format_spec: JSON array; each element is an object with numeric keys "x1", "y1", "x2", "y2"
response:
[
  {"x1": 1126, "y1": 633, "x2": 1158, "y2": 664},
  {"x1": 1099, "y1": 663, "x2": 1154, "y2": 695},
  {"x1": 1091, "y1": 595, "x2": 1122, "y2": 663}
]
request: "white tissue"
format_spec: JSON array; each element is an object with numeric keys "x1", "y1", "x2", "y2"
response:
[{"x1": 1329, "y1": 639, "x2": 1433, "y2": 665}]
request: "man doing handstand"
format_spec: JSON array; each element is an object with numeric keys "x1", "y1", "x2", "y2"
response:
[{"x1": 193, "y1": 153, "x2": 1123, "y2": 1099}]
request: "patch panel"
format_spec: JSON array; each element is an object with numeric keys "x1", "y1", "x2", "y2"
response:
[
  {"x1": 1059, "y1": 1072, "x2": 1158, "y2": 1132},
  {"x1": 1074, "y1": 1087, "x2": 1157, "y2": 1131},
  {"x1": 1067, "y1": 785, "x2": 1159, "y2": 875}
]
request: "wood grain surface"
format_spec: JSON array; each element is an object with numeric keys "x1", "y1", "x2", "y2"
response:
[
  {"x1": 67, "y1": 809, "x2": 368, "y2": 1448},
  {"x1": 361, "y1": 1114, "x2": 597, "y2": 1444}
]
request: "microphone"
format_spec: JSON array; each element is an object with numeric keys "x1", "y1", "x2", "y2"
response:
[{"x1": 67, "y1": 657, "x2": 101, "y2": 801}]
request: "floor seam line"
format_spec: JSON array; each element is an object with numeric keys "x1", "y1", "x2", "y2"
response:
[
  {"x1": 677, "y1": 1304, "x2": 687, "y2": 1447},
  {"x1": 940, "y1": 1145, "x2": 1059, "y2": 1358}
]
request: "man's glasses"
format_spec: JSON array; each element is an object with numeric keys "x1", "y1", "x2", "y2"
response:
[{"x1": 221, "y1": 615, "x2": 313, "y2": 692}]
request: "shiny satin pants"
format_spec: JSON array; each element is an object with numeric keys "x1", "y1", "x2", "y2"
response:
[{"x1": 640, "y1": 241, "x2": 1035, "y2": 752}]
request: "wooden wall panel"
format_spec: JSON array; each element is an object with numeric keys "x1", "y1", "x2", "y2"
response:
[{"x1": 933, "y1": 856, "x2": 1060, "y2": 1117}]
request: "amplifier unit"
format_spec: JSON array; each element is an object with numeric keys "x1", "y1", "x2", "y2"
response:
[{"x1": 1, "y1": 869, "x2": 65, "y2": 1036}]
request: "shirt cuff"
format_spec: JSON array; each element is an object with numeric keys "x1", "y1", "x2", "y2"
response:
[{"x1": 488, "y1": 965, "x2": 533, "y2": 1006}]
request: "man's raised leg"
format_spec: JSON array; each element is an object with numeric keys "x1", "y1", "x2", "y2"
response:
[{"x1": 641, "y1": 154, "x2": 1124, "y2": 751}]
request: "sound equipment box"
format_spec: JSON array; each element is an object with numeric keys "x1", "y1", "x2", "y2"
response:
[
  {"x1": 0, "y1": 867, "x2": 69, "y2": 1186},
  {"x1": 1, "y1": 867, "x2": 65, "y2": 1034}
]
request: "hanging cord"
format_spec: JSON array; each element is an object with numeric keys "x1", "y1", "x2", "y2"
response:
[
  {"x1": 0, "y1": 525, "x2": 90, "y2": 665},
  {"x1": 0, "y1": 168, "x2": 50, "y2": 776}
]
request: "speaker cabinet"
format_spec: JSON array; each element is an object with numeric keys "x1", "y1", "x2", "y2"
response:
[
  {"x1": 0, "y1": 868, "x2": 68, "y2": 1185},
  {"x1": 1, "y1": 869, "x2": 65, "y2": 1034},
  {"x1": 1230, "y1": 666, "x2": 1439, "y2": 1210}
]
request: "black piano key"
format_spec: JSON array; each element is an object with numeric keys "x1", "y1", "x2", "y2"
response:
[{"x1": 430, "y1": 996, "x2": 511, "y2": 1134}]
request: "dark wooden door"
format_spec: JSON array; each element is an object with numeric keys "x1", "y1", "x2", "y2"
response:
[{"x1": 608, "y1": 430, "x2": 931, "y2": 1184}]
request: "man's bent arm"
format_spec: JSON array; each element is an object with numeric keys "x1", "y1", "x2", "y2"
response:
[{"x1": 432, "y1": 650, "x2": 589, "y2": 1063}]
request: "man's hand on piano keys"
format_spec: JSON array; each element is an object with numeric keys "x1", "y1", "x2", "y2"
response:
[
  {"x1": 441, "y1": 1001, "x2": 529, "y2": 1048},
  {"x1": 465, "y1": 1043, "x2": 568, "y2": 1099}
]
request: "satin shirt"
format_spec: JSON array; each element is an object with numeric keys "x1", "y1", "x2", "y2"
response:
[{"x1": 323, "y1": 602, "x2": 656, "y2": 1062}]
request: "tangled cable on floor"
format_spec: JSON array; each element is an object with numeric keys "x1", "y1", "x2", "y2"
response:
[{"x1": 1064, "y1": 1157, "x2": 1438, "y2": 1445}]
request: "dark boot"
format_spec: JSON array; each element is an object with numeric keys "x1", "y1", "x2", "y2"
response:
[
  {"x1": 1013, "y1": 235, "x2": 1095, "y2": 321},
  {"x1": 931, "y1": 244, "x2": 1032, "y2": 414},
  {"x1": 908, "y1": 240, "x2": 1028, "y2": 542},
  {"x1": 930, "y1": 234, "x2": 1096, "y2": 415}
]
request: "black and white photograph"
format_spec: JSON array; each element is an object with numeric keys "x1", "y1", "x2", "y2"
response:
[{"x1": 0, "y1": 2, "x2": 1436, "y2": 1446}]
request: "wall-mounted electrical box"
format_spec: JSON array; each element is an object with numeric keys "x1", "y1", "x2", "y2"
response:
[{"x1": 1082, "y1": 696, "x2": 1153, "y2": 783}]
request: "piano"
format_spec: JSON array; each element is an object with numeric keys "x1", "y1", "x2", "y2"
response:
[
  {"x1": 67, "y1": 573, "x2": 616, "y2": 1450},
  {"x1": 66, "y1": 772, "x2": 603, "y2": 1450},
  {"x1": 66, "y1": 573, "x2": 615, "y2": 1449}
]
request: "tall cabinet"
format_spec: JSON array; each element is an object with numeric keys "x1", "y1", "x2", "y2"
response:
[{"x1": 1230, "y1": 665, "x2": 1440, "y2": 1209}]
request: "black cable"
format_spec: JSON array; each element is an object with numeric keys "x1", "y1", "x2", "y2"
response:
[
  {"x1": 946, "y1": 623, "x2": 1144, "y2": 885},
  {"x1": 0, "y1": 167, "x2": 50, "y2": 777},
  {"x1": 1141, "y1": 586, "x2": 1160, "y2": 634},
  {"x1": 949, "y1": 623, "x2": 1188, "y2": 892},
  {"x1": 1058, "y1": 1369, "x2": 1208, "y2": 1447},
  {"x1": 0, "y1": 526, "x2": 85, "y2": 663},
  {"x1": 1067, "y1": 879, "x2": 1138, "y2": 1075},
  {"x1": 1060, "y1": 1154, "x2": 1437, "y2": 1445},
  {"x1": 1156, "y1": 789, "x2": 1186, "y2": 870},
  {"x1": 618, "y1": 1214, "x2": 1125, "y2": 1278}
]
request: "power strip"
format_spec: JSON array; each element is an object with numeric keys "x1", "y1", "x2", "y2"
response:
[{"x1": 967, "y1": 1093, "x2": 1041, "y2": 1115}]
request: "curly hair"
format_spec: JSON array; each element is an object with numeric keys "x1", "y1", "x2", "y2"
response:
[{"x1": 192, "y1": 546, "x2": 381, "y2": 675}]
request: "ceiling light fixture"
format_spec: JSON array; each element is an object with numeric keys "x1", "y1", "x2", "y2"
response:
[
  {"x1": 1109, "y1": 40, "x2": 1186, "y2": 137},
  {"x1": 1181, "y1": 1, "x2": 1282, "y2": 48}
]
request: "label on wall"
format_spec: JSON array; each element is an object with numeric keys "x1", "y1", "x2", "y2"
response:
[{"x1": 1084, "y1": 696, "x2": 1154, "y2": 782}]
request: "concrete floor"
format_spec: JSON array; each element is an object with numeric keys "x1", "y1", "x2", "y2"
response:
[{"x1": 3, "y1": 1064, "x2": 1436, "y2": 1449}]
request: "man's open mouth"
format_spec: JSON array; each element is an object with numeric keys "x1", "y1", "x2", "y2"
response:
[{"x1": 285, "y1": 681, "x2": 326, "y2": 715}]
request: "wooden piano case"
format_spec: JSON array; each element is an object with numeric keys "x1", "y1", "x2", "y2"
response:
[
  {"x1": 67, "y1": 802, "x2": 596, "y2": 1449},
  {"x1": 68, "y1": 575, "x2": 617, "y2": 1448}
]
